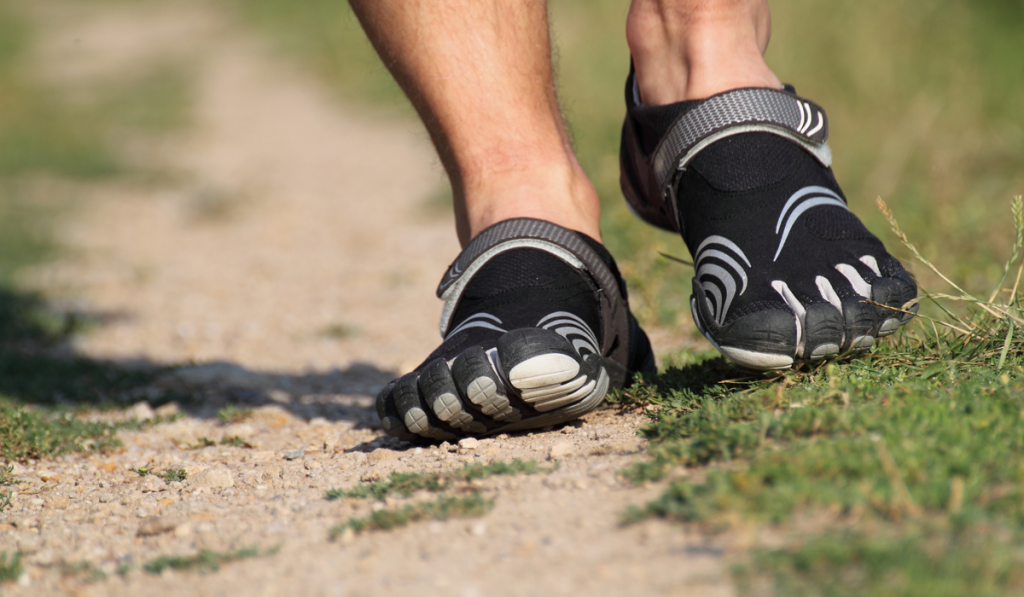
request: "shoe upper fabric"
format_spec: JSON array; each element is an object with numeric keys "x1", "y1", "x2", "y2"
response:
[{"x1": 437, "y1": 218, "x2": 644, "y2": 376}]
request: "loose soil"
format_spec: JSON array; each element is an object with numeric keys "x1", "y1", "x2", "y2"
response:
[{"x1": 2, "y1": 3, "x2": 729, "y2": 596}]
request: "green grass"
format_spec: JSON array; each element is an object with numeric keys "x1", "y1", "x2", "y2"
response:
[
  {"x1": 60, "y1": 561, "x2": 107, "y2": 584},
  {"x1": 0, "y1": 401, "x2": 124, "y2": 461},
  {"x1": 141, "y1": 545, "x2": 280, "y2": 575},
  {"x1": 0, "y1": 551, "x2": 22, "y2": 582},
  {"x1": 217, "y1": 405, "x2": 253, "y2": 424},
  {"x1": 735, "y1": 528, "x2": 1024, "y2": 597},
  {"x1": 129, "y1": 465, "x2": 187, "y2": 484},
  {"x1": 614, "y1": 197, "x2": 1024, "y2": 595},
  {"x1": 325, "y1": 459, "x2": 542, "y2": 501},
  {"x1": 325, "y1": 460, "x2": 538, "y2": 537},
  {"x1": 330, "y1": 494, "x2": 494, "y2": 537}
]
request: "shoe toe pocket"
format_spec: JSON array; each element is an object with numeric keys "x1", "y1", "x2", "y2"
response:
[
  {"x1": 419, "y1": 358, "x2": 485, "y2": 433},
  {"x1": 715, "y1": 309, "x2": 798, "y2": 370},
  {"x1": 803, "y1": 303, "x2": 844, "y2": 361},
  {"x1": 840, "y1": 297, "x2": 878, "y2": 351},
  {"x1": 393, "y1": 372, "x2": 456, "y2": 441},
  {"x1": 376, "y1": 379, "x2": 417, "y2": 441},
  {"x1": 870, "y1": 274, "x2": 918, "y2": 333}
]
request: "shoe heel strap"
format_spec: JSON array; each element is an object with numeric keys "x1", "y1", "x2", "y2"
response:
[
  {"x1": 436, "y1": 218, "x2": 629, "y2": 367},
  {"x1": 651, "y1": 87, "x2": 833, "y2": 196}
]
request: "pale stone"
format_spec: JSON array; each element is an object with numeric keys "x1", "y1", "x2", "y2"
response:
[
  {"x1": 125, "y1": 401, "x2": 155, "y2": 421},
  {"x1": 192, "y1": 466, "x2": 234, "y2": 488},
  {"x1": 140, "y1": 475, "x2": 165, "y2": 493},
  {"x1": 548, "y1": 442, "x2": 574, "y2": 460},
  {"x1": 137, "y1": 516, "x2": 180, "y2": 536},
  {"x1": 367, "y1": 449, "x2": 398, "y2": 462}
]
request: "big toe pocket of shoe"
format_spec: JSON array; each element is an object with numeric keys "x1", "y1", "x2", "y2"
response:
[
  {"x1": 714, "y1": 310, "x2": 798, "y2": 370},
  {"x1": 691, "y1": 279, "x2": 797, "y2": 370}
]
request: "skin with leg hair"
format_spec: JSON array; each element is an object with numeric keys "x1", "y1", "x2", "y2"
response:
[
  {"x1": 347, "y1": 0, "x2": 780, "y2": 244},
  {"x1": 627, "y1": 0, "x2": 782, "y2": 105},
  {"x1": 348, "y1": 0, "x2": 600, "y2": 245}
]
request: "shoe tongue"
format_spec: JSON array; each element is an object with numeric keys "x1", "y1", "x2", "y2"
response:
[{"x1": 628, "y1": 99, "x2": 701, "y2": 155}]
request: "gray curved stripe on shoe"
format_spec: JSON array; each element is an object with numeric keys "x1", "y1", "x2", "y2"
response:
[
  {"x1": 436, "y1": 218, "x2": 630, "y2": 368},
  {"x1": 650, "y1": 87, "x2": 833, "y2": 194}
]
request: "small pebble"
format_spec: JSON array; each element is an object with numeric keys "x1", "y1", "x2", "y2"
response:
[
  {"x1": 140, "y1": 475, "x2": 165, "y2": 493},
  {"x1": 548, "y1": 442, "x2": 574, "y2": 460},
  {"x1": 126, "y1": 401, "x2": 155, "y2": 421},
  {"x1": 458, "y1": 438, "x2": 479, "y2": 450},
  {"x1": 192, "y1": 466, "x2": 234, "y2": 488},
  {"x1": 137, "y1": 516, "x2": 180, "y2": 536}
]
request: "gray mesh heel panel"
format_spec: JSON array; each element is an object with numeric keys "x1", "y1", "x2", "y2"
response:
[
  {"x1": 650, "y1": 88, "x2": 831, "y2": 193},
  {"x1": 436, "y1": 219, "x2": 630, "y2": 367}
]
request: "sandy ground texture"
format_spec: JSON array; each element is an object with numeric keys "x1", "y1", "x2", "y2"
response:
[{"x1": 2, "y1": 3, "x2": 731, "y2": 596}]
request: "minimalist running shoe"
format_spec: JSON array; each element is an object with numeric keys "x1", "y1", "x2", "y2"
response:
[
  {"x1": 620, "y1": 73, "x2": 917, "y2": 370},
  {"x1": 376, "y1": 218, "x2": 656, "y2": 441}
]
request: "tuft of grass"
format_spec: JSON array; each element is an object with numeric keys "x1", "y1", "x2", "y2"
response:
[
  {"x1": 141, "y1": 545, "x2": 279, "y2": 575},
  {"x1": 220, "y1": 435, "x2": 252, "y2": 448},
  {"x1": 0, "y1": 400, "x2": 124, "y2": 462},
  {"x1": 326, "y1": 459, "x2": 542, "y2": 501},
  {"x1": 330, "y1": 494, "x2": 494, "y2": 538},
  {"x1": 158, "y1": 469, "x2": 187, "y2": 483},
  {"x1": 129, "y1": 465, "x2": 187, "y2": 484},
  {"x1": 0, "y1": 464, "x2": 13, "y2": 485},
  {"x1": 188, "y1": 436, "x2": 216, "y2": 449},
  {"x1": 60, "y1": 561, "x2": 107, "y2": 584},
  {"x1": 217, "y1": 405, "x2": 253, "y2": 424},
  {"x1": 0, "y1": 551, "x2": 22, "y2": 582},
  {"x1": 0, "y1": 491, "x2": 11, "y2": 512},
  {"x1": 318, "y1": 322, "x2": 360, "y2": 340}
]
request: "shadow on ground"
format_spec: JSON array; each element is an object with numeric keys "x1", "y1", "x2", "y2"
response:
[{"x1": 0, "y1": 285, "x2": 394, "y2": 428}]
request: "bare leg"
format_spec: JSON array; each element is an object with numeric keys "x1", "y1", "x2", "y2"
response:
[
  {"x1": 627, "y1": 0, "x2": 782, "y2": 105},
  {"x1": 349, "y1": 0, "x2": 600, "y2": 246},
  {"x1": 352, "y1": 0, "x2": 661, "y2": 441}
]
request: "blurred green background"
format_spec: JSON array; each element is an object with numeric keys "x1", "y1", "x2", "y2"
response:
[
  {"x1": 239, "y1": 0, "x2": 1024, "y2": 330},
  {"x1": 1, "y1": 0, "x2": 1022, "y2": 331}
]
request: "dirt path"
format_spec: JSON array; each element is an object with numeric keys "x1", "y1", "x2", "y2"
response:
[{"x1": 3, "y1": 3, "x2": 730, "y2": 595}]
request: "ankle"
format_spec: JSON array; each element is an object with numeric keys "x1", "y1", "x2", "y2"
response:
[
  {"x1": 453, "y1": 155, "x2": 602, "y2": 245},
  {"x1": 626, "y1": 0, "x2": 782, "y2": 105}
]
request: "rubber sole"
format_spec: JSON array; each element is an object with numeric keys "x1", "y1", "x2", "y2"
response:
[{"x1": 691, "y1": 295, "x2": 919, "y2": 371}]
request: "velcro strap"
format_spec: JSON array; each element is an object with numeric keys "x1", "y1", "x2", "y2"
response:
[{"x1": 651, "y1": 88, "x2": 832, "y2": 193}]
